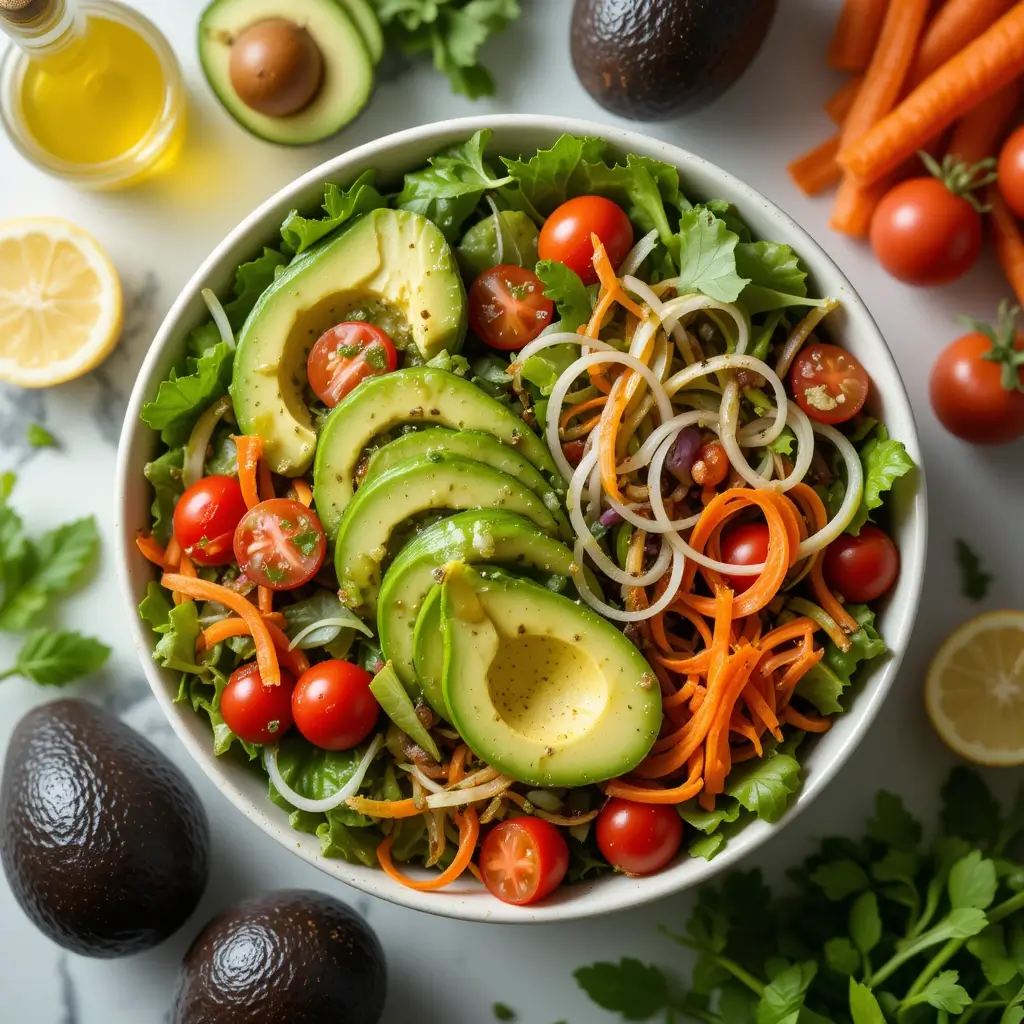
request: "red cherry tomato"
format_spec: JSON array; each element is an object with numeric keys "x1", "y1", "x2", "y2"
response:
[
  {"x1": 233, "y1": 498, "x2": 326, "y2": 590},
  {"x1": 595, "y1": 798, "x2": 683, "y2": 876},
  {"x1": 306, "y1": 322, "x2": 398, "y2": 407},
  {"x1": 823, "y1": 526, "x2": 900, "y2": 604},
  {"x1": 468, "y1": 265, "x2": 554, "y2": 351},
  {"x1": 538, "y1": 195, "x2": 634, "y2": 285},
  {"x1": 172, "y1": 475, "x2": 248, "y2": 566},
  {"x1": 719, "y1": 521, "x2": 769, "y2": 594},
  {"x1": 221, "y1": 662, "x2": 296, "y2": 745},
  {"x1": 291, "y1": 660, "x2": 378, "y2": 751},
  {"x1": 930, "y1": 326, "x2": 1024, "y2": 445},
  {"x1": 869, "y1": 177, "x2": 982, "y2": 286},
  {"x1": 479, "y1": 817, "x2": 569, "y2": 905},
  {"x1": 998, "y1": 126, "x2": 1024, "y2": 219},
  {"x1": 790, "y1": 343, "x2": 870, "y2": 424}
]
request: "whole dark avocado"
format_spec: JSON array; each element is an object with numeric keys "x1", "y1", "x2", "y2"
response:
[
  {"x1": 571, "y1": 0, "x2": 777, "y2": 120},
  {"x1": 0, "y1": 699, "x2": 210, "y2": 957},
  {"x1": 172, "y1": 889, "x2": 386, "y2": 1024}
]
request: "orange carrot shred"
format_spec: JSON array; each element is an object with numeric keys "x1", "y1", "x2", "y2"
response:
[
  {"x1": 290, "y1": 479, "x2": 313, "y2": 507},
  {"x1": 258, "y1": 586, "x2": 273, "y2": 616},
  {"x1": 233, "y1": 435, "x2": 263, "y2": 510},
  {"x1": 135, "y1": 531, "x2": 168, "y2": 569},
  {"x1": 347, "y1": 797, "x2": 422, "y2": 819},
  {"x1": 378, "y1": 808, "x2": 479, "y2": 890}
]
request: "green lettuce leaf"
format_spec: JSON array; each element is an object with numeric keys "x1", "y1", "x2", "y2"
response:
[
  {"x1": 280, "y1": 172, "x2": 387, "y2": 255},
  {"x1": 223, "y1": 248, "x2": 289, "y2": 328},
  {"x1": 849, "y1": 424, "x2": 916, "y2": 535},
  {"x1": 143, "y1": 448, "x2": 184, "y2": 544},
  {"x1": 456, "y1": 209, "x2": 539, "y2": 278},
  {"x1": 267, "y1": 732, "x2": 372, "y2": 824},
  {"x1": 736, "y1": 241, "x2": 830, "y2": 315},
  {"x1": 534, "y1": 259, "x2": 593, "y2": 331},
  {"x1": 186, "y1": 668, "x2": 258, "y2": 760},
  {"x1": 673, "y1": 208, "x2": 749, "y2": 303},
  {"x1": 138, "y1": 581, "x2": 173, "y2": 634},
  {"x1": 152, "y1": 600, "x2": 205, "y2": 676}
]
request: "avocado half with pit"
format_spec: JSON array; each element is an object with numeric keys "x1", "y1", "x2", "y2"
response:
[
  {"x1": 231, "y1": 209, "x2": 466, "y2": 476},
  {"x1": 439, "y1": 564, "x2": 661, "y2": 787},
  {"x1": 199, "y1": 0, "x2": 378, "y2": 145}
]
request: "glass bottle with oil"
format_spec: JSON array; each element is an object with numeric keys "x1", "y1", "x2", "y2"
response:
[{"x1": 0, "y1": 0, "x2": 187, "y2": 188}]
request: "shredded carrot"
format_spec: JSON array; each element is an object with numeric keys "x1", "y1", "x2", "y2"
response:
[
  {"x1": 197, "y1": 614, "x2": 308, "y2": 676},
  {"x1": 257, "y1": 459, "x2": 274, "y2": 502},
  {"x1": 258, "y1": 586, "x2": 273, "y2": 616},
  {"x1": 703, "y1": 646, "x2": 764, "y2": 797},
  {"x1": 161, "y1": 573, "x2": 280, "y2": 686},
  {"x1": 989, "y1": 185, "x2": 1024, "y2": 306},
  {"x1": 825, "y1": 76, "x2": 864, "y2": 124},
  {"x1": 788, "y1": 136, "x2": 842, "y2": 195},
  {"x1": 449, "y1": 744, "x2": 470, "y2": 786},
  {"x1": 782, "y1": 706, "x2": 833, "y2": 733},
  {"x1": 290, "y1": 478, "x2": 313, "y2": 507},
  {"x1": 135, "y1": 531, "x2": 168, "y2": 569},
  {"x1": 947, "y1": 79, "x2": 1022, "y2": 165},
  {"x1": 908, "y1": 0, "x2": 1018, "y2": 89},
  {"x1": 233, "y1": 435, "x2": 263, "y2": 510},
  {"x1": 559, "y1": 395, "x2": 608, "y2": 430},
  {"x1": 742, "y1": 682, "x2": 782, "y2": 741},
  {"x1": 164, "y1": 535, "x2": 182, "y2": 570},
  {"x1": 841, "y1": 5, "x2": 1024, "y2": 185},
  {"x1": 378, "y1": 808, "x2": 479, "y2": 891},
  {"x1": 347, "y1": 797, "x2": 422, "y2": 819},
  {"x1": 778, "y1": 645, "x2": 826, "y2": 703},
  {"x1": 591, "y1": 234, "x2": 644, "y2": 320},
  {"x1": 828, "y1": 0, "x2": 889, "y2": 72},
  {"x1": 605, "y1": 753, "x2": 704, "y2": 805}
]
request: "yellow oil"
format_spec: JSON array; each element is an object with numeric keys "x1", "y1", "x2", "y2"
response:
[{"x1": 19, "y1": 14, "x2": 172, "y2": 167}]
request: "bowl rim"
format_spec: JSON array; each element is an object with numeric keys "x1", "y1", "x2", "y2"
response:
[{"x1": 115, "y1": 113, "x2": 927, "y2": 924}]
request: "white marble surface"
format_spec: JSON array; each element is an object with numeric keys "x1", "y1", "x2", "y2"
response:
[{"x1": 1, "y1": 1, "x2": 1023, "y2": 1021}]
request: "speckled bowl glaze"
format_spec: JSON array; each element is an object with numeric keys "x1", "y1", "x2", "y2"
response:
[{"x1": 115, "y1": 115, "x2": 927, "y2": 923}]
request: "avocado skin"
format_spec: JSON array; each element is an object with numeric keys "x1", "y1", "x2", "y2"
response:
[
  {"x1": 571, "y1": 0, "x2": 776, "y2": 119},
  {"x1": 0, "y1": 699, "x2": 210, "y2": 957},
  {"x1": 173, "y1": 890, "x2": 386, "y2": 1024}
]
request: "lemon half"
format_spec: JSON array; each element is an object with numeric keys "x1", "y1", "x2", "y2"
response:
[{"x1": 0, "y1": 217, "x2": 123, "y2": 388}]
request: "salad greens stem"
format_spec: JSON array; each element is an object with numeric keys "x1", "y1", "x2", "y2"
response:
[{"x1": 666, "y1": 936, "x2": 766, "y2": 996}]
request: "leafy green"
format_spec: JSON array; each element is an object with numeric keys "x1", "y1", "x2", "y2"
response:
[
  {"x1": 492, "y1": 1003, "x2": 515, "y2": 1021},
  {"x1": 268, "y1": 733, "x2": 369, "y2": 820},
  {"x1": 755, "y1": 961, "x2": 817, "y2": 1023},
  {"x1": 517, "y1": 342, "x2": 580, "y2": 397},
  {"x1": 187, "y1": 669, "x2": 257, "y2": 760},
  {"x1": 725, "y1": 745, "x2": 801, "y2": 824},
  {"x1": 143, "y1": 448, "x2": 184, "y2": 545},
  {"x1": 573, "y1": 958, "x2": 669, "y2": 1021},
  {"x1": 849, "y1": 424, "x2": 915, "y2": 535},
  {"x1": 849, "y1": 979, "x2": 886, "y2": 1023},
  {"x1": 850, "y1": 891, "x2": 882, "y2": 955},
  {"x1": 152, "y1": 600, "x2": 206, "y2": 676},
  {"x1": 673, "y1": 208, "x2": 749, "y2": 303},
  {"x1": 369, "y1": 662, "x2": 442, "y2": 761},
  {"x1": 736, "y1": 241, "x2": 829, "y2": 315},
  {"x1": 25, "y1": 423, "x2": 57, "y2": 448},
  {"x1": 223, "y1": 248, "x2": 289, "y2": 328},
  {"x1": 949, "y1": 851, "x2": 998, "y2": 911},
  {"x1": 0, "y1": 629, "x2": 109, "y2": 686},
  {"x1": 534, "y1": 260, "x2": 593, "y2": 332},
  {"x1": 280, "y1": 173, "x2": 387, "y2": 254},
  {"x1": 138, "y1": 581, "x2": 173, "y2": 634},
  {"x1": 811, "y1": 859, "x2": 870, "y2": 901},
  {"x1": 955, "y1": 538, "x2": 992, "y2": 601},
  {"x1": 282, "y1": 590, "x2": 371, "y2": 649},
  {"x1": 456, "y1": 209, "x2": 539, "y2": 278}
]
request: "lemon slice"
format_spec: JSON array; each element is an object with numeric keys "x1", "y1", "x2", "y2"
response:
[
  {"x1": 925, "y1": 611, "x2": 1024, "y2": 766},
  {"x1": 0, "y1": 218, "x2": 123, "y2": 388}
]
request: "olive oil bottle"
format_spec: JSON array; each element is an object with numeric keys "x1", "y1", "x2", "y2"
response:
[{"x1": 0, "y1": 0, "x2": 186, "y2": 188}]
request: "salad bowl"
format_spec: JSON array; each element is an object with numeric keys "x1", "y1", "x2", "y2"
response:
[{"x1": 115, "y1": 115, "x2": 927, "y2": 923}]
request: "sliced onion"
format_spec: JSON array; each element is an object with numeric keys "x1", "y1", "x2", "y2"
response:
[
  {"x1": 485, "y1": 194, "x2": 504, "y2": 266},
  {"x1": 426, "y1": 774, "x2": 513, "y2": 808},
  {"x1": 774, "y1": 298, "x2": 839, "y2": 378},
  {"x1": 405, "y1": 762, "x2": 446, "y2": 794},
  {"x1": 652, "y1": 292, "x2": 750, "y2": 354},
  {"x1": 618, "y1": 230, "x2": 660, "y2": 278},
  {"x1": 264, "y1": 733, "x2": 383, "y2": 813},
  {"x1": 452, "y1": 765, "x2": 501, "y2": 790},
  {"x1": 202, "y1": 288, "x2": 235, "y2": 351},
  {"x1": 617, "y1": 409, "x2": 720, "y2": 475},
  {"x1": 513, "y1": 332, "x2": 615, "y2": 368},
  {"x1": 572, "y1": 538, "x2": 685, "y2": 623},
  {"x1": 288, "y1": 615, "x2": 372, "y2": 651},
  {"x1": 794, "y1": 421, "x2": 864, "y2": 559},
  {"x1": 182, "y1": 394, "x2": 232, "y2": 489}
]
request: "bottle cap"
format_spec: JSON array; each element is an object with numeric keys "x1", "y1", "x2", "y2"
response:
[{"x1": 0, "y1": 0, "x2": 53, "y2": 25}]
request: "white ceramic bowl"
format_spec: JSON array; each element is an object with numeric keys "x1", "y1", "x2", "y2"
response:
[{"x1": 115, "y1": 115, "x2": 927, "y2": 923}]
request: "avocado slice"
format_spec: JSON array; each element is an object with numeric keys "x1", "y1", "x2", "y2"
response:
[
  {"x1": 314, "y1": 366, "x2": 560, "y2": 536},
  {"x1": 412, "y1": 585, "x2": 446, "y2": 717},
  {"x1": 337, "y1": 0, "x2": 383, "y2": 63},
  {"x1": 440, "y1": 565, "x2": 661, "y2": 787},
  {"x1": 364, "y1": 427, "x2": 571, "y2": 540},
  {"x1": 232, "y1": 211, "x2": 466, "y2": 476},
  {"x1": 199, "y1": 0, "x2": 374, "y2": 145},
  {"x1": 378, "y1": 510, "x2": 578, "y2": 701},
  {"x1": 334, "y1": 455, "x2": 560, "y2": 619}
]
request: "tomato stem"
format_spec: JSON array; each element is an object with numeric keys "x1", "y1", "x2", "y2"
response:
[
  {"x1": 919, "y1": 151, "x2": 999, "y2": 213},
  {"x1": 960, "y1": 300, "x2": 1024, "y2": 393}
]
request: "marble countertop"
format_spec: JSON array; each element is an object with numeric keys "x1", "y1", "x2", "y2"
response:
[{"x1": 2, "y1": 0, "x2": 1023, "y2": 1021}]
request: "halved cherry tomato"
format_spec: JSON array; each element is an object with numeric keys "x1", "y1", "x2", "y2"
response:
[
  {"x1": 823, "y1": 525, "x2": 899, "y2": 604},
  {"x1": 233, "y1": 498, "x2": 326, "y2": 590},
  {"x1": 538, "y1": 196, "x2": 633, "y2": 285},
  {"x1": 998, "y1": 126, "x2": 1024, "y2": 220},
  {"x1": 790, "y1": 343, "x2": 870, "y2": 424},
  {"x1": 479, "y1": 817, "x2": 569, "y2": 905},
  {"x1": 173, "y1": 475, "x2": 248, "y2": 566},
  {"x1": 870, "y1": 177, "x2": 982, "y2": 286},
  {"x1": 595, "y1": 798, "x2": 682, "y2": 876},
  {"x1": 719, "y1": 521, "x2": 769, "y2": 594},
  {"x1": 468, "y1": 265, "x2": 554, "y2": 351},
  {"x1": 221, "y1": 662, "x2": 296, "y2": 745},
  {"x1": 291, "y1": 659, "x2": 378, "y2": 750},
  {"x1": 307, "y1": 322, "x2": 398, "y2": 407}
]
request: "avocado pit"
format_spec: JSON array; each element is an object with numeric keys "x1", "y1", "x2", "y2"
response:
[{"x1": 229, "y1": 18, "x2": 324, "y2": 118}]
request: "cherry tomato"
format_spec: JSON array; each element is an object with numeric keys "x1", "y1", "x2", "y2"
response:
[
  {"x1": 291, "y1": 660, "x2": 378, "y2": 750},
  {"x1": 233, "y1": 498, "x2": 326, "y2": 590},
  {"x1": 221, "y1": 662, "x2": 296, "y2": 745},
  {"x1": 468, "y1": 265, "x2": 554, "y2": 351},
  {"x1": 719, "y1": 521, "x2": 769, "y2": 594},
  {"x1": 930, "y1": 325, "x2": 1024, "y2": 444},
  {"x1": 998, "y1": 126, "x2": 1024, "y2": 219},
  {"x1": 539, "y1": 195, "x2": 633, "y2": 285},
  {"x1": 870, "y1": 177, "x2": 982, "y2": 286},
  {"x1": 306, "y1": 322, "x2": 398, "y2": 407},
  {"x1": 172, "y1": 475, "x2": 248, "y2": 566},
  {"x1": 479, "y1": 817, "x2": 569, "y2": 905},
  {"x1": 790, "y1": 343, "x2": 870, "y2": 424},
  {"x1": 823, "y1": 526, "x2": 899, "y2": 604},
  {"x1": 595, "y1": 798, "x2": 683, "y2": 876}
]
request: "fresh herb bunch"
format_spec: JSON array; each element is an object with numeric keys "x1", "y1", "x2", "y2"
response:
[
  {"x1": 0, "y1": 472, "x2": 109, "y2": 686},
  {"x1": 576, "y1": 767, "x2": 1024, "y2": 1023}
]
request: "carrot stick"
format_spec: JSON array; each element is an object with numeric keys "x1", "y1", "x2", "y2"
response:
[
  {"x1": 448, "y1": 744, "x2": 470, "y2": 786},
  {"x1": 257, "y1": 459, "x2": 274, "y2": 502},
  {"x1": 161, "y1": 573, "x2": 280, "y2": 686},
  {"x1": 828, "y1": 0, "x2": 889, "y2": 72},
  {"x1": 233, "y1": 435, "x2": 263, "y2": 510},
  {"x1": 841, "y1": 6, "x2": 1024, "y2": 185},
  {"x1": 290, "y1": 479, "x2": 313, "y2": 507},
  {"x1": 198, "y1": 615, "x2": 308, "y2": 677},
  {"x1": 782, "y1": 706, "x2": 833, "y2": 733},
  {"x1": 559, "y1": 394, "x2": 608, "y2": 430},
  {"x1": 947, "y1": 80, "x2": 1023, "y2": 165},
  {"x1": 825, "y1": 76, "x2": 864, "y2": 124},
  {"x1": 258, "y1": 586, "x2": 273, "y2": 616},
  {"x1": 788, "y1": 136, "x2": 843, "y2": 195},
  {"x1": 346, "y1": 797, "x2": 422, "y2": 819},
  {"x1": 164, "y1": 535, "x2": 182, "y2": 570},
  {"x1": 989, "y1": 185, "x2": 1024, "y2": 306},
  {"x1": 908, "y1": 0, "x2": 1018, "y2": 89},
  {"x1": 135, "y1": 531, "x2": 168, "y2": 569},
  {"x1": 378, "y1": 808, "x2": 479, "y2": 890}
]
